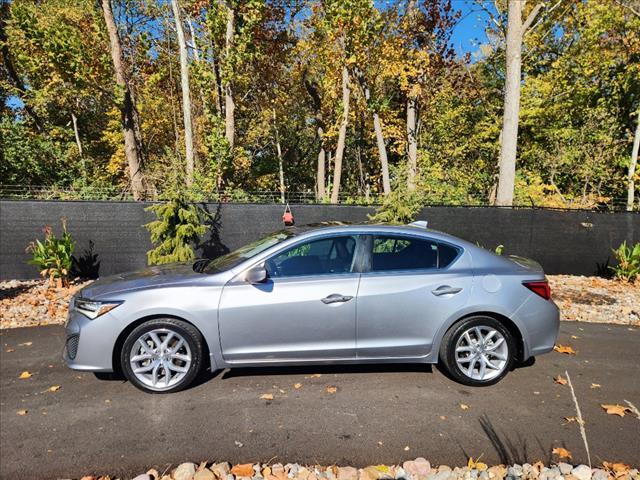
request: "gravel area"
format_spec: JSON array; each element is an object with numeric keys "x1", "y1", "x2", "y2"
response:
[
  {"x1": 0, "y1": 279, "x2": 91, "y2": 329},
  {"x1": 549, "y1": 275, "x2": 640, "y2": 326},
  {"x1": 1, "y1": 275, "x2": 638, "y2": 329},
  {"x1": 75, "y1": 460, "x2": 639, "y2": 480}
]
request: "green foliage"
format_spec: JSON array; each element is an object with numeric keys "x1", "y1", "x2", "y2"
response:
[
  {"x1": 368, "y1": 189, "x2": 425, "y2": 224},
  {"x1": 494, "y1": 245, "x2": 504, "y2": 256},
  {"x1": 609, "y1": 241, "x2": 640, "y2": 282},
  {"x1": 144, "y1": 194, "x2": 210, "y2": 266},
  {"x1": 26, "y1": 219, "x2": 75, "y2": 286}
]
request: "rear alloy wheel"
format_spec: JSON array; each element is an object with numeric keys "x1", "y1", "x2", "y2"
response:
[
  {"x1": 121, "y1": 318, "x2": 204, "y2": 393},
  {"x1": 440, "y1": 316, "x2": 516, "y2": 386}
]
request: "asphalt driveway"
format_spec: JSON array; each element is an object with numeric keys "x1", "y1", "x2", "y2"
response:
[{"x1": 1, "y1": 322, "x2": 638, "y2": 480}]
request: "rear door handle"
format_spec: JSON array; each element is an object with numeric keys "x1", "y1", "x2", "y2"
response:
[
  {"x1": 321, "y1": 293, "x2": 354, "y2": 304},
  {"x1": 431, "y1": 285, "x2": 463, "y2": 296}
]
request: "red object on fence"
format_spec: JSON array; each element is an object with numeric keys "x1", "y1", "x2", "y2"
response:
[{"x1": 283, "y1": 203, "x2": 294, "y2": 226}]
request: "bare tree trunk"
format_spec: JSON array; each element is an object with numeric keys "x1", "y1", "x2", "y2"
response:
[
  {"x1": 330, "y1": 65, "x2": 351, "y2": 204},
  {"x1": 187, "y1": 16, "x2": 200, "y2": 62},
  {"x1": 628, "y1": 110, "x2": 640, "y2": 211},
  {"x1": 496, "y1": 1, "x2": 542, "y2": 206},
  {"x1": 71, "y1": 112, "x2": 82, "y2": 158},
  {"x1": 355, "y1": 68, "x2": 390, "y2": 195},
  {"x1": 317, "y1": 126, "x2": 326, "y2": 200},
  {"x1": 495, "y1": 0, "x2": 522, "y2": 206},
  {"x1": 171, "y1": 0, "x2": 195, "y2": 187},
  {"x1": 224, "y1": 3, "x2": 235, "y2": 150},
  {"x1": 272, "y1": 109, "x2": 285, "y2": 204},
  {"x1": 100, "y1": 0, "x2": 147, "y2": 200},
  {"x1": 405, "y1": 0, "x2": 418, "y2": 192},
  {"x1": 406, "y1": 92, "x2": 418, "y2": 191}
]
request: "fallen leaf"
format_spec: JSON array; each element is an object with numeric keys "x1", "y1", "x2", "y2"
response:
[
  {"x1": 591, "y1": 383, "x2": 602, "y2": 389},
  {"x1": 294, "y1": 383, "x2": 302, "y2": 389},
  {"x1": 16, "y1": 410, "x2": 28, "y2": 416},
  {"x1": 570, "y1": 335, "x2": 579, "y2": 339},
  {"x1": 5, "y1": 348, "x2": 14, "y2": 353},
  {"x1": 230, "y1": 464, "x2": 253, "y2": 476},
  {"x1": 18, "y1": 342, "x2": 33, "y2": 347},
  {"x1": 259, "y1": 393, "x2": 274, "y2": 401},
  {"x1": 326, "y1": 386, "x2": 338, "y2": 394},
  {"x1": 47, "y1": 385, "x2": 61, "y2": 392},
  {"x1": 554, "y1": 375, "x2": 568, "y2": 385},
  {"x1": 563, "y1": 416, "x2": 584, "y2": 425},
  {"x1": 234, "y1": 440, "x2": 244, "y2": 448},
  {"x1": 601, "y1": 404, "x2": 632, "y2": 417},
  {"x1": 18, "y1": 371, "x2": 32, "y2": 379},
  {"x1": 624, "y1": 400, "x2": 640, "y2": 419},
  {"x1": 404, "y1": 446, "x2": 410, "y2": 451},
  {"x1": 554, "y1": 344, "x2": 576, "y2": 355},
  {"x1": 552, "y1": 447, "x2": 572, "y2": 459},
  {"x1": 439, "y1": 415, "x2": 447, "y2": 420},
  {"x1": 460, "y1": 403, "x2": 470, "y2": 410},
  {"x1": 307, "y1": 373, "x2": 322, "y2": 378},
  {"x1": 603, "y1": 462, "x2": 631, "y2": 476}
]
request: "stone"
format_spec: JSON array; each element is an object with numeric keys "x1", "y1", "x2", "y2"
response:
[
  {"x1": 508, "y1": 465, "x2": 523, "y2": 478},
  {"x1": 404, "y1": 459, "x2": 432, "y2": 479},
  {"x1": 433, "y1": 470, "x2": 454, "y2": 480},
  {"x1": 559, "y1": 464, "x2": 573, "y2": 476},
  {"x1": 337, "y1": 467, "x2": 358, "y2": 480},
  {"x1": 174, "y1": 463, "x2": 197, "y2": 480},
  {"x1": 488, "y1": 465, "x2": 507, "y2": 480},
  {"x1": 132, "y1": 476, "x2": 151, "y2": 480},
  {"x1": 571, "y1": 466, "x2": 592, "y2": 480},
  {"x1": 287, "y1": 465, "x2": 301, "y2": 478},
  {"x1": 211, "y1": 463, "x2": 231, "y2": 479},
  {"x1": 194, "y1": 470, "x2": 216, "y2": 480},
  {"x1": 147, "y1": 469, "x2": 160, "y2": 480},
  {"x1": 591, "y1": 470, "x2": 609, "y2": 480}
]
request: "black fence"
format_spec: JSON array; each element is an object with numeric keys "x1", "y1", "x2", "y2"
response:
[{"x1": 1, "y1": 200, "x2": 638, "y2": 280}]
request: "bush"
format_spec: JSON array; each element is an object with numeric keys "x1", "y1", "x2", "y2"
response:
[
  {"x1": 145, "y1": 193, "x2": 209, "y2": 265},
  {"x1": 609, "y1": 241, "x2": 640, "y2": 282},
  {"x1": 368, "y1": 189, "x2": 425, "y2": 224},
  {"x1": 26, "y1": 219, "x2": 75, "y2": 287}
]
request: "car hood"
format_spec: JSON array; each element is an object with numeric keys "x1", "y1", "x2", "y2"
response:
[{"x1": 79, "y1": 262, "x2": 206, "y2": 299}]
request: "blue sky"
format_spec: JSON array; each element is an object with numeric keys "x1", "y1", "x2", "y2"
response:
[{"x1": 450, "y1": 0, "x2": 491, "y2": 57}]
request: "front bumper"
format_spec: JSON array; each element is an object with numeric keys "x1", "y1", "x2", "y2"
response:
[{"x1": 63, "y1": 309, "x2": 119, "y2": 372}]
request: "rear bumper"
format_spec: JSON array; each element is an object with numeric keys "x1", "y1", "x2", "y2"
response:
[
  {"x1": 63, "y1": 309, "x2": 117, "y2": 372},
  {"x1": 515, "y1": 295, "x2": 560, "y2": 360}
]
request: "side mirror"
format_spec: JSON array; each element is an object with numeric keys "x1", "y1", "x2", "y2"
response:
[{"x1": 245, "y1": 265, "x2": 268, "y2": 284}]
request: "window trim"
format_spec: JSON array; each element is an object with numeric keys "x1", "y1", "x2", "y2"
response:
[
  {"x1": 361, "y1": 233, "x2": 463, "y2": 275},
  {"x1": 262, "y1": 233, "x2": 363, "y2": 280}
]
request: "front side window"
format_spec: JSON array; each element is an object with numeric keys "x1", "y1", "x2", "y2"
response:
[
  {"x1": 266, "y1": 235, "x2": 357, "y2": 278},
  {"x1": 370, "y1": 235, "x2": 459, "y2": 272}
]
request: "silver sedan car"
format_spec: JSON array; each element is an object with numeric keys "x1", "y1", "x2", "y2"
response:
[{"x1": 64, "y1": 222, "x2": 559, "y2": 393}]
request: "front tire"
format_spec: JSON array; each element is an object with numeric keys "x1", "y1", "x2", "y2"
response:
[
  {"x1": 121, "y1": 318, "x2": 204, "y2": 393},
  {"x1": 439, "y1": 315, "x2": 516, "y2": 386}
]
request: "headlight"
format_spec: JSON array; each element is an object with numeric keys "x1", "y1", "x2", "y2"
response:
[{"x1": 75, "y1": 298, "x2": 122, "y2": 319}]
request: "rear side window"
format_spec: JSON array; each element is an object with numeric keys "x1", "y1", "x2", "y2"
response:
[
  {"x1": 370, "y1": 235, "x2": 459, "y2": 272},
  {"x1": 266, "y1": 235, "x2": 357, "y2": 278}
]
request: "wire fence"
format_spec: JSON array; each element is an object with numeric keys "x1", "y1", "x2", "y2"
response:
[{"x1": 0, "y1": 184, "x2": 636, "y2": 212}]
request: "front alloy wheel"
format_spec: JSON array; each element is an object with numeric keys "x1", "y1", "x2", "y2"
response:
[
  {"x1": 440, "y1": 316, "x2": 516, "y2": 386},
  {"x1": 121, "y1": 318, "x2": 203, "y2": 393}
]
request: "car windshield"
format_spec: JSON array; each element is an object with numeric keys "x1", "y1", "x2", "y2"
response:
[{"x1": 202, "y1": 230, "x2": 297, "y2": 274}]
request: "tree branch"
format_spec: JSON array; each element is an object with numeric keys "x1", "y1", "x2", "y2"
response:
[{"x1": 522, "y1": 3, "x2": 544, "y2": 34}]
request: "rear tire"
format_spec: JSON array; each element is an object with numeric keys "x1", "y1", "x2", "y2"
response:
[
  {"x1": 439, "y1": 315, "x2": 516, "y2": 386},
  {"x1": 121, "y1": 318, "x2": 204, "y2": 393}
]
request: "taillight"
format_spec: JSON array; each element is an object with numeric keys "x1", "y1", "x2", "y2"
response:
[{"x1": 523, "y1": 280, "x2": 551, "y2": 300}]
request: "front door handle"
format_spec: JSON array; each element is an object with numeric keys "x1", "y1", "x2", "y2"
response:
[
  {"x1": 321, "y1": 293, "x2": 354, "y2": 304},
  {"x1": 431, "y1": 285, "x2": 463, "y2": 296}
]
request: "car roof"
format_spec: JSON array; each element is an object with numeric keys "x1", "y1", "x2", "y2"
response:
[{"x1": 284, "y1": 222, "x2": 468, "y2": 246}]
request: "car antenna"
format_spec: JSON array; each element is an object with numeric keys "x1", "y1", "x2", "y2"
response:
[{"x1": 408, "y1": 220, "x2": 428, "y2": 228}]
